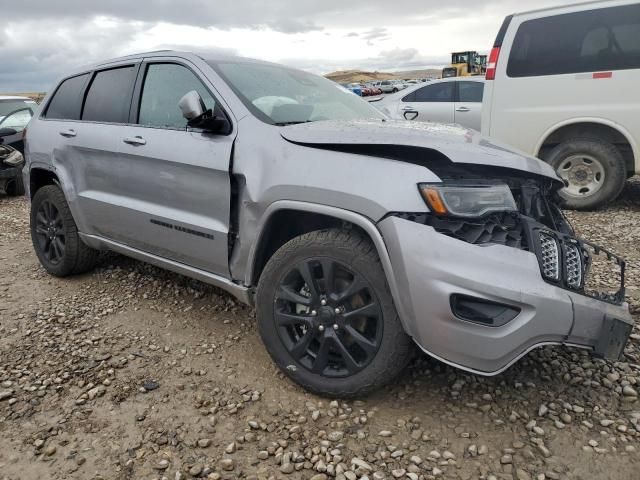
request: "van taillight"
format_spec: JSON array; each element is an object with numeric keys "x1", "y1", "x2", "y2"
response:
[{"x1": 486, "y1": 46, "x2": 501, "y2": 80}]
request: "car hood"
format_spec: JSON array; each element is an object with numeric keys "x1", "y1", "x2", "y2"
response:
[{"x1": 280, "y1": 119, "x2": 560, "y2": 183}]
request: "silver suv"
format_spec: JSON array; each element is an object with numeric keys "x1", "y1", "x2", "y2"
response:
[{"x1": 19, "y1": 51, "x2": 632, "y2": 397}]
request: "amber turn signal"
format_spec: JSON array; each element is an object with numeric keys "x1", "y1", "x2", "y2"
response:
[{"x1": 419, "y1": 186, "x2": 448, "y2": 215}]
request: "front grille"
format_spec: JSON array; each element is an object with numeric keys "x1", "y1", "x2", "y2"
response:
[
  {"x1": 533, "y1": 230, "x2": 625, "y2": 305},
  {"x1": 539, "y1": 232, "x2": 560, "y2": 281}
]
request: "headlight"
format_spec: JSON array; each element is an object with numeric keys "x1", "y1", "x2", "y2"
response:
[
  {"x1": 418, "y1": 183, "x2": 517, "y2": 217},
  {"x1": 3, "y1": 150, "x2": 24, "y2": 168}
]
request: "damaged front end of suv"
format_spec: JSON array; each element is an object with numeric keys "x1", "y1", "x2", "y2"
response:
[{"x1": 278, "y1": 119, "x2": 633, "y2": 376}]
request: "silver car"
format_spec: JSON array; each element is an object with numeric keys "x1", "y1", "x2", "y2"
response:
[
  {"x1": 16, "y1": 51, "x2": 631, "y2": 397},
  {"x1": 375, "y1": 77, "x2": 485, "y2": 131}
]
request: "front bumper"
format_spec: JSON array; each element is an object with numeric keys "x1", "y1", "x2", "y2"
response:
[
  {"x1": 378, "y1": 216, "x2": 633, "y2": 375},
  {"x1": 0, "y1": 166, "x2": 20, "y2": 179}
]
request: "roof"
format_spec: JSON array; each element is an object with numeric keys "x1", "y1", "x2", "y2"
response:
[
  {"x1": 511, "y1": 0, "x2": 631, "y2": 17},
  {"x1": 0, "y1": 96, "x2": 31, "y2": 101}
]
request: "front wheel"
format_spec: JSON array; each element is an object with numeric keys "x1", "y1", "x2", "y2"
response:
[
  {"x1": 256, "y1": 229, "x2": 413, "y2": 397},
  {"x1": 546, "y1": 138, "x2": 626, "y2": 210}
]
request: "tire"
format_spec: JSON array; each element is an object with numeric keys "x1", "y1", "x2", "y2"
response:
[
  {"x1": 30, "y1": 185, "x2": 98, "y2": 277},
  {"x1": 546, "y1": 138, "x2": 626, "y2": 210},
  {"x1": 256, "y1": 228, "x2": 413, "y2": 397},
  {"x1": 5, "y1": 174, "x2": 25, "y2": 197},
  {"x1": 392, "y1": 88, "x2": 399, "y2": 93}
]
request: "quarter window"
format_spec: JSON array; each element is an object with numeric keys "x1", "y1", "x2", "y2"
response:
[
  {"x1": 46, "y1": 74, "x2": 89, "y2": 120},
  {"x1": 82, "y1": 66, "x2": 136, "y2": 123},
  {"x1": 138, "y1": 63, "x2": 215, "y2": 129},
  {"x1": 507, "y1": 4, "x2": 640, "y2": 77},
  {"x1": 457, "y1": 82, "x2": 484, "y2": 103}
]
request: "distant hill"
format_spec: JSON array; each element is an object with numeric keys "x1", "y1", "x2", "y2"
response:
[
  {"x1": 325, "y1": 68, "x2": 442, "y2": 83},
  {"x1": 1, "y1": 92, "x2": 46, "y2": 103}
]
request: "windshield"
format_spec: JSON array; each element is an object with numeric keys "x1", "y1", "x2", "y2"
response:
[{"x1": 209, "y1": 61, "x2": 385, "y2": 125}]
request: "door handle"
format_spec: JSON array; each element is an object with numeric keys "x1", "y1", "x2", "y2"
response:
[
  {"x1": 456, "y1": 107, "x2": 471, "y2": 112},
  {"x1": 59, "y1": 129, "x2": 76, "y2": 138},
  {"x1": 401, "y1": 106, "x2": 416, "y2": 111},
  {"x1": 123, "y1": 136, "x2": 146, "y2": 146}
]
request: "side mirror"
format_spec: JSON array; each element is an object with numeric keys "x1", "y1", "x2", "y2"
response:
[
  {"x1": 178, "y1": 90, "x2": 205, "y2": 120},
  {"x1": 178, "y1": 90, "x2": 231, "y2": 135}
]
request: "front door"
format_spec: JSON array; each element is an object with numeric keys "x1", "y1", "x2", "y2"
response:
[
  {"x1": 399, "y1": 82, "x2": 455, "y2": 124},
  {"x1": 117, "y1": 61, "x2": 234, "y2": 276}
]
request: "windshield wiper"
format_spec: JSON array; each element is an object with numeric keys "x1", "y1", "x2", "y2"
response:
[{"x1": 274, "y1": 120, "x2": 313, "y2": 126}]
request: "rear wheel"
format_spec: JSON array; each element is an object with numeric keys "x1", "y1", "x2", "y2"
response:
[
  {"x1": 256, "y1": 229, "x2": 413, "y2": 397},
  {"x1": 546, "y1": 138, "x2": 626, "y2": 210},
  {"x1": 30, "y1": 185, "x2": 98, "y2": 276}
]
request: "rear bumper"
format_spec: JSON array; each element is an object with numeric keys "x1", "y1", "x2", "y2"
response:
[{"x1": 378, "y1": 216, "x2": 632, "y2": 375}]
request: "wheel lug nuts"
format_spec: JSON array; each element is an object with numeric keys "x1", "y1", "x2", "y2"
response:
[
  {"x1": 333, "y1": 324, "x2": 339, "y2": 330},
  {"x1": 311, "y1": 310, "x2": 317, "y2": 316},
  {"x1": 318, "y1": 325, "x2": 325, "y2": 332},
  {"x1": 334, "y1": 308, "x2": 341, "y2": 314},
  {"x1": 320, "y1": 298, "x2": 327, "y2": 306}
]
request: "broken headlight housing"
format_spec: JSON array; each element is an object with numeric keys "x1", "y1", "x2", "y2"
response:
[
  {"x1": 418, "y1": 183, "x2": 517, "y2": 218},
  {"x1": 2, "y1": 149, "x2": 24, "y2": 168}
]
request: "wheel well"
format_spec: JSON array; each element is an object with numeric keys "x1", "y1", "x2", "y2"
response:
[
  {"x1": 251, "y1": 209, "x2": 367, "y2": 285},
  {"x1": 538, "y1": 122, "x2": 635, "y2": 176},
  {"x1": 29, "y1": 168, "x2": 59, "y2": 199}
]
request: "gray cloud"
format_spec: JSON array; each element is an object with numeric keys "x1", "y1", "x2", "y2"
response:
[{"x1": 0, "y1": 0, "x2": 570, "y2": 91}]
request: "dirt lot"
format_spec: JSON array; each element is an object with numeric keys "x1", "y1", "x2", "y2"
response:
[{"x1": 1, "y1": 182, "x2": 640, "y2": 480}]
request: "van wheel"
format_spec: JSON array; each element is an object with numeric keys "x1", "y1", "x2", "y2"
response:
[
  {"x1": 30, "y1": 185, "x2": 98, "y2": 277},
  {"x1": 256, "y1": 229, "x2": 413, "y2": 398},
  {"x1": 546, "y1": 138, "x2": 626, "y2": 210}
]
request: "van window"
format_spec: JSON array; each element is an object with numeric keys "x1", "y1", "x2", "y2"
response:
[
  {"x1": 82, "y1": 66, "x2": 136, "y2": 123},
  {"x1": 138, "y1": 63, "x2": 216, "y2": 129},
  {"x1": 457, "y1": 82, "x2": 484, "y2": 102},
  {"x1": 46, "y1": 74, "x2": 89, "y2": 120},
  {"x1": 507, "y1": 4, "x2": 640, "y2": 77}
]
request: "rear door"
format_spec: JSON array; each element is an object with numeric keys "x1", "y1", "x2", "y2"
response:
[
  {"x1": 54, "y1": 64, "x2": 140, "y2": 239},
  {"x1": 454, "y1": 81, "x2": 484, "y2": 130},
  {"x1": 399, "y1": 82, "x2": 455, "y2": 124},
  {"x1": 117, "y1": 59, "x2": 234, "y2": 276}
]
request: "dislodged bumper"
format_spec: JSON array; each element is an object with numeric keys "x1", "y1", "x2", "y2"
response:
[{"x1": 378, "y1": 216, "x2": 633, "y2": 375}]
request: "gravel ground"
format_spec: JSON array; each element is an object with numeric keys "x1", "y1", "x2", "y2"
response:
[{"x1": 1, "y1": 180, "x2": 639, "y2": 480}]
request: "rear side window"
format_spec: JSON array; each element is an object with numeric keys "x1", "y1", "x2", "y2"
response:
[
  {"x1": 405, "y1": 83, "x2": 454, "y2": 103},
  {"x1": 82, "y1": 66, "x2": 136, "y2": 123},
  {"x1": 457, "y1": 82, "x2": 484, "y2": 102},
  {"x1": 138, "y1": 63, "x2": 216, "y2": 129},
  {"x1": 508, "y1": 4, "x2": 640, "y2": 77},
  {"x1": 45, "y1": 74, "x2": 89, "y2": 120}
]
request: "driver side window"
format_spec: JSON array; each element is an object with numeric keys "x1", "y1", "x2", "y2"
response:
[{"x1": 138, "y1": 63, "x2": 216, "y2": 129}]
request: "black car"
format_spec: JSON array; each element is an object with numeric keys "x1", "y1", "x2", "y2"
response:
[{"x1": 0, "y1": 128, "x2": 25, "y2": 196}]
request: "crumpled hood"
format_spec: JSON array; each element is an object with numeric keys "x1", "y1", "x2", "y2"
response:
[{"x1": 280, "y1": 119, "x2": 560, "y2": 183}]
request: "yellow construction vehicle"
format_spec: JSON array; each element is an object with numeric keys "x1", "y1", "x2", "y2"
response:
[{"x1": 442, "y1": 51, "x2": 486, "y2": 78}]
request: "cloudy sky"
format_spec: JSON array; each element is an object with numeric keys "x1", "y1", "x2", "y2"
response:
[{"x1": 1, "y1": 0, "x2": 569, "y2": 92}]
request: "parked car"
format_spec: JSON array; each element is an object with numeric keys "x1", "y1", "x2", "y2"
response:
[
  {"x1": 0, "y1": 96, "x2": 37, "y2": 153},
  {"x1": 341, "y1": 83, "x2": 363, "y2": 96},
  {"x1": 482, "y1": 0, "x2": 640, "y2": 209},
  {"x1": 374, "y1": 80, "x2": 407, "y2": 94},
  {"x1": 364, "y1": 83, "x2": 383, "y2": 96},
  {"x1": 0, "y1": 129, "x2": 25, "y2": 196},
  {"x1": 22, "y1": 51, "x2": 631, "y2": 396},
  {"x1": 374, "y1": 77, "x2": 484, "y2": 130}
]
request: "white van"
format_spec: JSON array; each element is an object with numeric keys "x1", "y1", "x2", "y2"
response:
[{"x1": 481, "y1": 0, "x2": 640, "y2": 209}]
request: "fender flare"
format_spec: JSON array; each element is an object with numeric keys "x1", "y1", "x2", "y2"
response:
[
  {"x1": 245, "y1": 200, "x2": 417, "y2": 336},
  {"x1": 534, "y1": 117, "x2": 639, "y2": 171}
]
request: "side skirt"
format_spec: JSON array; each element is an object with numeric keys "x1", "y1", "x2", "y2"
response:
[{"x1": 79, "y1": 233, "x2": 252, "y2": 305}]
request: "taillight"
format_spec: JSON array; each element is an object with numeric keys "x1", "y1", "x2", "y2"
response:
[{"x1": 486, "y1": 46, "x2": 501, "y2": 81}]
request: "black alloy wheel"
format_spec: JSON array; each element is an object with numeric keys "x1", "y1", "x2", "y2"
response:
[
  {"x1": 274, "y1": 257, "x2": 383, "y2": 378},
  {"x1": 33, "y1": 199, "x2": 66, "y2": 265}
]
